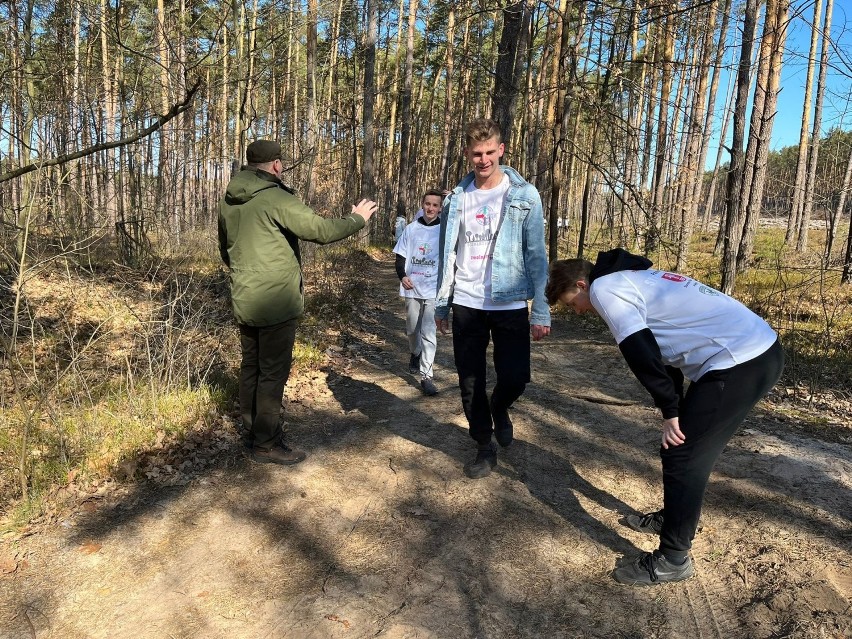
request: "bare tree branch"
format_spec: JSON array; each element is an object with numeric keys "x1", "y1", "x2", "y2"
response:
[{"x1": 0, "y1": 78, "x2": 202, "y2": 184}]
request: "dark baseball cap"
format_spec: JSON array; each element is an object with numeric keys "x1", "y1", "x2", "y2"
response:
[{"x1": 246, "y1": 140, "x2": 282, "y2": 163}]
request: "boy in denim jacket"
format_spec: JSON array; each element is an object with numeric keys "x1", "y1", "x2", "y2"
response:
[{"x1": 435, "y1": 119, "x2": 550, "y2": 478}]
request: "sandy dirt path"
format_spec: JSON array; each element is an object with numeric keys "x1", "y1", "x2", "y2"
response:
[{"x1": 2, "y1": 256, "x2": 850, "y2": 639}]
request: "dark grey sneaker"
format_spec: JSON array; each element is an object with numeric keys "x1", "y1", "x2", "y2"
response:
[
  {"x1": 624, "y1": 510, "x2": 664, "y2": 535},
  {"x1": 420, "y1": 377, "x2": 438, "y2": 396},
  {"x1": 408, "y1": 353, "x2": 421, "y2": 375},
  {"x1": 613, "y1": 551, "x2": 694, "y2": 586},
  {"x1": 464, "y1": 442, "x2": 497, "y2": 479},
  {"x1": 252, "y1": 444, "x2": 307, "y2": 466},
  {"x1": 490, "y1": 395, "x2": 513, "y2": 447}
]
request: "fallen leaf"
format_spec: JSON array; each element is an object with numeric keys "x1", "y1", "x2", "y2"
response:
[
  {"x1": 80, "y1": 542, "x2": 102, "y2": 554},
  {"x1": 325, "y1": 615, "x2": 351, "y2": 629},
  {"x1": 81, "y1": 501, "x2": 98, "y2": 513},
  {"x1": 118, "y1": 459, "x2": 138, "y2": 480},
  {"x1": 0, "y1": 557, "x2": 17, "y2": 574}
]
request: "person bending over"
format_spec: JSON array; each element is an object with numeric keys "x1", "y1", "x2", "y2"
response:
[{"x1": 546, "y1": 248, "x2": 784, "y2": 585}]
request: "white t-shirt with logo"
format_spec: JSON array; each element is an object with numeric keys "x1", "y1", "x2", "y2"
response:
[
  {"x1": 393, "y1": 220, "x2": 441, "y2": 299},
  {"x1": 453, "y1": 174, "x2": 525, "y2": 311},
  {"x1": 590, "y1": 269, "x2": 777, "y2": 381}
]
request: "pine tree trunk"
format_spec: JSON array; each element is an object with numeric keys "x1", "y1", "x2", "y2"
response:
[
  {"x1": 543, "y1": 0, "x2": 567, "y2": 261},
  {"x1": 395, "y1": 0, "x2": 417, "y2": 218},
  {"x1": 797, "y1": 0, "x2": 834, "y2": 252},
  {"x1": 439, "y1": 8, "x2": 456, "y2": 187},
  {"x1": 304, "y1": 0, "x2": 318, "y2": 202},
  {"x1": 675, "y1": 0, "x2": 718, "y2": 270},
  {"x1": 156, "y1": 0, "x2": 173, "y2": 243},
  {"x1": 623, "y1": 0, "x2": 646, "y2": 249},
  {"x1": 361, "y1": 0, "x2": 378, "y2": 241},
  {"x1": 491, "y1": 0, "x2": 530, "y2": 143},
  {"x1": 720, "y1": 0, "x2": 759, "y2": 294},
  {"x1": 840, "y1": 142, "x2": 852, "y2": 282},
  {"x1": 695, "y1": 0, "x2": 732, "y2": 233},
  {"x1": 827, "y1": 138, "x2": 852, "y2": 260},
  {"x1": 645, "y1": 1, "x2": 676, "y2": 256},
  {"x1": 738, "y1": 0, "x2": 789, "y2": 273},
  {"x1": 386, "y1": 0, "x2": 405, "y2": 157},
  {"x1": 99, "y1": 0, "x2": 119, "y2": 257},
  {"x1": 787, "y1": 0, "x2": 823, "y2": 245},
  {"x1": 714, "y1": 11, "x2": 761, "y2": 252},
  {"x1": 639, "y1": 19, "x2": 657, "y2": 234}
]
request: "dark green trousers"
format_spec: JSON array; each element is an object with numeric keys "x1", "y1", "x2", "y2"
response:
[{"x1": 238, "y1": 318, "x2": 299, "y2": 449}]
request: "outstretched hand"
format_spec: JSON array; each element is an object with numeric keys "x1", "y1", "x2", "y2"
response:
[
  {"x1": 352, "y1": 198, "x2": 378, "y2": 222},
  {"x1": 662, "y1": 417, "x2": 685, "y2": 449}
]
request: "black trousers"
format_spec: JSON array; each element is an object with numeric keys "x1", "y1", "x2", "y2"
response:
[
  {"x1": 659, "y1": 339, "x2": 785, "y2": 559},
  {"x1": 452, "y1": 304, "x2": 531, "y2": 445},
  {"x1": 238, "y1": 318, "x2": 299, "y2": 449}
]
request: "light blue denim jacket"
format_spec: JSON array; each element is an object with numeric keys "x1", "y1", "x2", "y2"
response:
[{"x1": 435, "y1": 166, "x2": 551, "y2": 327}]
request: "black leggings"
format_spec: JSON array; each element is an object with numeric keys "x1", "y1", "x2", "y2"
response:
[{"x1": 659, "y1": 339, "x2": 784, "y2": 559}]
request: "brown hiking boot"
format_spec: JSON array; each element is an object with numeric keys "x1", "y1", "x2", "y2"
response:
[{"x1": 252, "y1": 444, "x2": 307, "y2": 466}]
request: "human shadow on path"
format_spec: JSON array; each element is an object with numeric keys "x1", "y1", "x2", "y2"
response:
[{"x1": 326, "y1": 364, "x2": 643, "y2": 559}]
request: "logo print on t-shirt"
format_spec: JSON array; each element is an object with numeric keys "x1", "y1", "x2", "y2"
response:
[
  {"x1": 475, "y1": 206, "x2": 493, "y2": 226},
  {"x1": 699, "y1": 285, "x2": 720, "y2": 296},
  {"x1": 662, "y1": 273, "x2": 687, "y2": 282},
  {"x1": 418, "y1": 242, "x2": 431, "y2": 255}
]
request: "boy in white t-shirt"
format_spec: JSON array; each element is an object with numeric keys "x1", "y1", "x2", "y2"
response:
[
  {"x1": 393, "y1": 189, "x2": 444, "y2": 395},
  {"x1": 546, "y1": 248, "x2": 784, "y2": 587}
]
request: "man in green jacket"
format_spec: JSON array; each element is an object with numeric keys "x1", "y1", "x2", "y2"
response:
[{"x1": 219, "y1": 140, "x2": 377, "y2": 465}]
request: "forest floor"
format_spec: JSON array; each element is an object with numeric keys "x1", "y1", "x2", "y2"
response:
[{"x1": 1, "y1": 254, "x2": 850, "y2": 639}]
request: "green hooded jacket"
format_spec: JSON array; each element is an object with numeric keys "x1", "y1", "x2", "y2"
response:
[{"x1": 218, "y1": 168, "x2": 365, "y2": 326}]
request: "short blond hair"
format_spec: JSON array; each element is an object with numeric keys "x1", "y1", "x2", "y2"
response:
[{"x1": 464, "y1": 119, "x2": 502, "y2": 148}]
